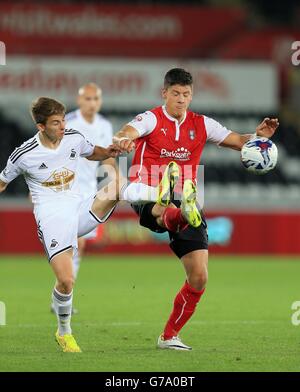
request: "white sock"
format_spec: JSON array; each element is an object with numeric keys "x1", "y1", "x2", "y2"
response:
[
  {"x1": 120, "y1": 182, "x2": 158, "y2": 204},
  {"x1": 72, "y1": 251, "x2": 81, "y2": 280},
  {"x1": 52, "y1": 288, "x2": 73, "y2": 336}
]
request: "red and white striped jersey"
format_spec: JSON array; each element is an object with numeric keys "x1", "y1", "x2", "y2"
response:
[{"x1": 128, "y1": 105, "x2": 231, "y2": 190}]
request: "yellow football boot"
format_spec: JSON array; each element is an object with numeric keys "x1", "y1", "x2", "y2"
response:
[
  {"x1": 180, "y1": 179, "x2": 202, "y2": 228},
  {"x1": 55, "y1": 330, "x2": 82, "y2": 353},
  {"x1": 157, "y1": 161, "x2": 180, "y2": 207}
]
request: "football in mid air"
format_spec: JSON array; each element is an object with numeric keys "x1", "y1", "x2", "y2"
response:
[{"x1": 241, "y1": 136, "x2": 278, "y2": 175}]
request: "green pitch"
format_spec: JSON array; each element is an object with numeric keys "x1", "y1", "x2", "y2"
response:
[{"x1": 0, "y1": 255, "x2": 300, "y2": 372}]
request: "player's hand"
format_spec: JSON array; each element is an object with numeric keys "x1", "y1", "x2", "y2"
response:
[
  {"x1": 256, "y1": 118, "x2": 279, "y2": 138},
  {"x1": 106, "y1": 144, "x2": 122, "y2": 158},
  {"x1": 113, "y1": 136, "x2": 136, "y2": 153},
  {"x1": 0, "y1": 179, "x2": 7, "y2": 193}
]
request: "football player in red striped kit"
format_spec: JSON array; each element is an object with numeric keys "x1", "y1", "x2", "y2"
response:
[{"x1": 113, "y1": 68, "x2": 279, "y2": 350}]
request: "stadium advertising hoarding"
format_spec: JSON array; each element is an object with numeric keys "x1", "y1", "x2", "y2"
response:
[
  {"x1": 0, "y1": 57, "x2": 277, "y2": 118},
  {"x1": 0, "y1": 4, "x2": 245, "y2": 57},
  {"x1": 0, "y1": 41, "x2": 5, "y2": 65},
  {"x1": 0, "y1": 209, "x2": 299, "y2": 255}
]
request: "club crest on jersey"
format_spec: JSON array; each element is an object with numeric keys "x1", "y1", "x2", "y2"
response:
[
  {"x1": 189, "y1": 130, "x2": 195, "y2": 140},
  {"x1": 132, "y1": 115, "x2": 143, "y2": 123},
  {"x1": 50, "y1": 239, "x2": 59, "y2": 249},
  {"x1": 69, "y1": 149, "x2": 77, "y2": 159}
]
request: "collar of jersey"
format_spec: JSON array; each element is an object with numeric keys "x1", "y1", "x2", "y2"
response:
[
  {"x1": 35, "y1": 133, "x2": 62, "y2": 152},
  {"x1": 162, "y1": 105, "x2": 186, "y2": 141},
  {"x1": 77, "y1": 108, "x2": 98, "y2": 127},
  {"x1": 162, "y1": 105, "x2": 187, "y2": 126}
]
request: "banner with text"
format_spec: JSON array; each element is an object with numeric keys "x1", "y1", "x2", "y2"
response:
[
  {"x1": 0, "y1": 4, "x2": 245, "y2": 57},
  {"x1": 0, "y1": 57, "x2": 278, "y2": 117},
  {"x1": 0, "y1": 209, "x2": 298, "y2": 255}
]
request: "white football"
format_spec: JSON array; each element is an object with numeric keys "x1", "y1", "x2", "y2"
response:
[{"x1": 241, "y1": 136, "x2": 278, "y2": 175}]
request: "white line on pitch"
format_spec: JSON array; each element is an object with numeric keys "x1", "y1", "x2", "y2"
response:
[{"x1": 8, "y1": 320, "x2": 285, "y2": 329}]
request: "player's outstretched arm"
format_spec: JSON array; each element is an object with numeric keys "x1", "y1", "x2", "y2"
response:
[
  {"x1": 86, "y1": 145, "x2": 121, "y2": 161},
  {"x1": 220, "y1": 117, "x2": 279, "y2": 151},
  {"x1": 220, "y1": 132, "x2": 254, "y2": 151},
  {"x1": 0, "y1": 179, "x2": 8, "y2": 193},
  {"x1": 113, "y1": 125, "x2": 139, "y2": 153}
]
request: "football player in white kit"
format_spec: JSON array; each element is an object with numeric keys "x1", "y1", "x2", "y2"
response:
[
  {"x1": 0, "y1": 97, "x2": 123, "y2": 352},
  {"x1": 0, "y1": 97, "x2": 198, "y2": 353},
  {"x1": 51, "y1": 83, "x2": 116, "y2": 313}
]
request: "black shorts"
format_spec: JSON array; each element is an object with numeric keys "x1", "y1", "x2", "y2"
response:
[{"x1": 131, "y1": 200, "x2": 208, "y2": 259}]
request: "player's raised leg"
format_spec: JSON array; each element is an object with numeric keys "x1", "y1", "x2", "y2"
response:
[
  {"x1": 51, "y1": 249, "x2": 81, "y2": 353},
  {"x1": 91, "y1": 174, "x2": 121, "y2": 224},
  {"x1": 123, "y1": 162, "x2": 199, "y2": 233},
  {"x1": 156, "y1": 179, "x2": 201, "y2": 232},
  {"x1": 157, "y1": 249, "x2": 208, "y2": 350},
  {"x1": 119, "y1": 161, "x2": 179, "y2": 206},
  {"x1": 77, "y1": 178, "x2": 120, "y2": 240}
]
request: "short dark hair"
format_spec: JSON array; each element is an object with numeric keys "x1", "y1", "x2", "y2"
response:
[
  {"x1": 164, "y1": 68, "x2": 193, "y2": 88},
  {"x1": 30, "y1": 97, "x2": 66, "y2": 125}
]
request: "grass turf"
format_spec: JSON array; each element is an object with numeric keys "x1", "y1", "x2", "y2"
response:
[{"x1": 0, "y1": 255, "x2": 300, "y2": 372}]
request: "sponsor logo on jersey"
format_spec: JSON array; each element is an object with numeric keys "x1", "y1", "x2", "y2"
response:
[
  {"x1": 160, "y1": 148, "x2": 191, "y2": 161},
  {"x1": 189, "y1": 130, "x2": 195, "y2": 140},
  {"x1": 161, "y1": 128, "x2": 168, "y2": 136},
  {"x1": 38, "y1": 163, "x2": 48, "y2": 169},
  {"x1": 42, "y1": 168, "x2": 75, "y2": 192},
  {"x1": 50, "y1": 239, "x2": 59, "y2": 249},
  {"x1": 69, "y1": 149, "x2": 77, "y2": 159}
]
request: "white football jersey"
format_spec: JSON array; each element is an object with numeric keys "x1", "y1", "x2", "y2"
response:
[
  {"x1": 65, "y1": 109, "x2": 113, "y2": 199},
  {"x1": 0, "y1": 130, "x2": 95, "y2": 205}
]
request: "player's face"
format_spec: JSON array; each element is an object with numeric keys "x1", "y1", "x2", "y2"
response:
[
  {"x1": 162, "y1": 84, "x2": 193, "y2": 119},
  {"x1": 39, "y1": 114, "x2": 66, "y2": 142},
  {"x1": 78, "y1": 87, "x2": 102, "y2": 117}
]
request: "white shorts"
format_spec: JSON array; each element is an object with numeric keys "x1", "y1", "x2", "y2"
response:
[
  {"x1": 81, "y1": 227, "x2": 98, "y2": 240},
  {"x1": 34, "y1": 195, "x2": 115, "y2": 262},
  {"x1": 79, "y1": 190, "x2": 98, "y2": 240}
]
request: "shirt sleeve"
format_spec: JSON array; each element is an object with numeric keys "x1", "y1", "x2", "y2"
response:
[
  {"x1": 79, "y1": 135, "x2": 95, "y2": 157},
  {"x1": 204, "y1": 116, "x2": 232, "y2": 145},
  {"x1": 0, "y1": 158, "x2": 23, "y2": 184},
  {"x1": 127, "y1": 111, "x2": 157, "y2": 137}
]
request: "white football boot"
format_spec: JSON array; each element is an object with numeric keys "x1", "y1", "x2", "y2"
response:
[{"x1": 157, "y1": 334, "x2": 192, "y2": 351}]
